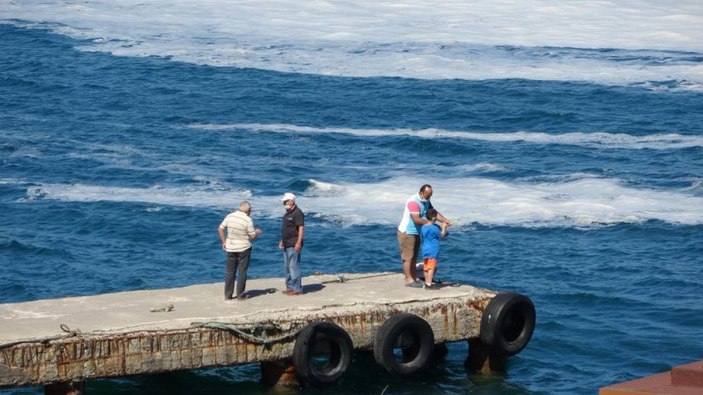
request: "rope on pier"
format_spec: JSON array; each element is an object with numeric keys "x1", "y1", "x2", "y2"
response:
[
  {"x1": 59, "y1": 324, "x2": 82, "y2": 337},
  {"x1": 0, "y1": 324, "x2": 83, "y2": 350},
  {"x1": 319, "y1": 272, "x2": 397, "y2": 284},
  {"x1": 190, "y1": 321, "x2": 306, "y2": 345}
]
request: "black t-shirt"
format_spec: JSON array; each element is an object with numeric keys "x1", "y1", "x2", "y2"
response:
[{"x1": 281, "y1": 206, "x2": 304, "y2": 248}]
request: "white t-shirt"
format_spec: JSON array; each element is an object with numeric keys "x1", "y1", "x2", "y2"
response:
[{"x1": 219, "y1": 210, "x2": 255, "y2": 252}]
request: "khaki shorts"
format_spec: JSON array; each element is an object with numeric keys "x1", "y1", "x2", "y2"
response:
[{"x1": 397, "y1": 231, "x2": 420, "y2": 264}]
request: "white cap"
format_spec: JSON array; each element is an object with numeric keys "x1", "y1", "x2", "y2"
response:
[{"x1": 281, "y1": 192, "x2": 296, "y2": 202}]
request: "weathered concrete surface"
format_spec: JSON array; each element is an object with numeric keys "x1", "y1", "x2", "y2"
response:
[{"x1": 0, "y1": 272, "x2": 496, "y2": 388}]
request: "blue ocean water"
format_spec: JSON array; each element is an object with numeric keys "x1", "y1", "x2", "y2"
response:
[{"x1": 1, "y1": 22, "x2": 703, "y2": 395}]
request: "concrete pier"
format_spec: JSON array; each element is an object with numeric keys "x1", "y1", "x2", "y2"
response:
[{"x1": 0, "y1": 272, "x2": 531, "y2": 391}]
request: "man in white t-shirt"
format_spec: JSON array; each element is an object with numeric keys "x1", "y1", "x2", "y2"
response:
[{"x1": 218, "y1": 201, "x2": 262, "y2": 300}]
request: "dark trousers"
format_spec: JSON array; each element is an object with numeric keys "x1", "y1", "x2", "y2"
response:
[{"x1": 225, "y1": 247, "x2": 251, "y2": 298}]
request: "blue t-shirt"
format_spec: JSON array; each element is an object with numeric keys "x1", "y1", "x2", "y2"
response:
[{"x1": 421, "y1": 223, "x2": 442, "y2": 259}]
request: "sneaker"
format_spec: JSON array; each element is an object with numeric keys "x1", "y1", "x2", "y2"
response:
[
  {"x1": 424, "y1": 283, "x2": 441, "y2": 290},
  {"x1": 405, "y1": 280, "x2": 423, "y2": 288},
  {"x1": 235, "y1": 293, "x2": 249, "y2": 300}
]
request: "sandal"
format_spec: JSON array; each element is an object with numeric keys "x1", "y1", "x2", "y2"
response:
[{"x1": 405, "y1": 280, "x2": 423, "y2": 288}]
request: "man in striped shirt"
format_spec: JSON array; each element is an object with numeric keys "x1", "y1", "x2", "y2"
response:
[{"x1": 218, "y1": 201, "x2": 262, "y2": 300}]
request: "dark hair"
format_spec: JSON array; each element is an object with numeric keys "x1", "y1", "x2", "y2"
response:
[
  {"x1": 419, "y1": 184, "x2": 432, "y2": 193},
  {"x1": 426, "y1": 208, "x2": 438, "y2": 221}
]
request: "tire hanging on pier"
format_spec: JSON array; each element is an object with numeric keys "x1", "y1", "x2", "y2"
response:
[
  {"x1": 292, "y1": 321, "x2": 353, "y2": 387},
  {"x1": 374, "y1": 313, "x2": 435, "y2": 375},
  {"x1": 480, "y1": 292, "x2": 536, "y2": 356}
]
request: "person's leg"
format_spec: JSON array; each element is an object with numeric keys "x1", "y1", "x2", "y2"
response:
[
  {"x1": 398, "y1": 231, "x2": 418, "y2": 284},
  {"x1": 410, "y1": 237, "x2": 420, "y2": 280},
  {"x1": 287, "y1": 248, "x2": 302, "y2": 293},
  {"x1": 423, "y1": 258, "x2": 433, "y2": 285},
  {"x1": 224, "y1": 252, "x2": 237, "y2": 299},
  {"x1": 235, "y1": 248, "x2": 251, "y2": 298},
  {"x1": 425, "y1": 267, "x2": 434, "y2": 285},
  {"x1": 425, "y1": 270, "x2": 434, "y2": 283},
  {"x1": 283, "y1": 248, "x2": 292, "y2": 291},
  {"x1": 402, "y1": 259, "x2": 413, "y2": 282},
  {"x1": 423, "y1": 258, "x2": 438, "y2": 289}
]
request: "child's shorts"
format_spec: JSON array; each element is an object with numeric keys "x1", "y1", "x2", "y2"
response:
[{"x1": 423, "y1": 258, "x2": 438, "y2": 272}]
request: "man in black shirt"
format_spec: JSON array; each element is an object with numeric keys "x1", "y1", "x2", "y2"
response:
[{"x1": 279, "y1": 192, "x2": 304, "y2": 295}]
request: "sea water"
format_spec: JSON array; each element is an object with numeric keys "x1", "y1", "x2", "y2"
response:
[{"x1": 1, "y1": 1, "x2": 702, "y2": 394}]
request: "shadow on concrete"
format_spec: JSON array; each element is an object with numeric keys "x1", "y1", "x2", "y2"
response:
[
  {"x1": 245, "y1": 288, "x2": 278, "y2": 299},
  {"x1": 245, "y1": 283, "x2": 325, "y2": 299},
  {"x1": 302, "y1": 283, "x2": 325, "y2": 294}
]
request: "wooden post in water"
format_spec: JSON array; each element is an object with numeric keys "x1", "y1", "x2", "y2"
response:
[
  {"x1": 465, "y1": 338, "x2": 506, "y2": 373},
  {"x1": 260, "y1": 359, "x2": 300, "y2": 387}
]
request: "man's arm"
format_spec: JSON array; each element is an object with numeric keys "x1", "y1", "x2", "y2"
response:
[
  {"x1": 295, "y1": 225, "x2": 304, "y2": 252},
  {"x1": 436, "y1": 212, "x2": 453, "y2": 227},
  {"x1": 248, "y1": 228, "x2": 262, "y2": 240},
  {"x1": 410, "y1": 212, "x2": 430, "y2": 226},
  {"x1": 217, "y1": 227, "x2": 227, "y2": 250}
]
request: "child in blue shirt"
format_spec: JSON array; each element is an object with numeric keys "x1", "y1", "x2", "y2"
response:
[{"x1": 420, "y1": 208, "x2": 448, "y2": 290}]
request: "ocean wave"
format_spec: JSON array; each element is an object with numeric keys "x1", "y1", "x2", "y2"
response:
[
  {"x1": 304, "y1": 177, "x2": 703, "y2": 227},
  {"x1": 683, "y1": 179, "x2": 703, "y2": 196},
  {"x1": 456, "y1": 163, "x2": 511, "y2": 173},
  {"x1": 191, "y1": 123, "x2": 703, "y2": 150},
  {"x1": 2, "y1": 1, "x2": 703, "y2": 90},
  {"x1": 23, "y1": 183, "x2": 252, "y2": 209},
  {"x1": 18, "y1": 175, "x2": 703, "y2": 228}
]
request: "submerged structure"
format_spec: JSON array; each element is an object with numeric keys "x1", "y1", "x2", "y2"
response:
[{"x1": 0, "y1": 272, "x2": 535, "y2": 394}]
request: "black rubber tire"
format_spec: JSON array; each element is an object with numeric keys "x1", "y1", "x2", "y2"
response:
[
  {"x1": 480, "y1": 292, "x2": 536, "y2": 356},
  {"x1": 292, "y1": 321, "x2": 353, "y2": 387},
  {"x1": 373, "y1": 313, "x2": 435, "y2": 375}
]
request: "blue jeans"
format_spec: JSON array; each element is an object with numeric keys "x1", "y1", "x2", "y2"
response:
[{"x1": 283, "y1": 247, "x2": 302, "y2": 293}]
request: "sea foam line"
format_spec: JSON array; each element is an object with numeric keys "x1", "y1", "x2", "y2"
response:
[
  {"x1": 19, "y1": 176, "x2": 703, "y2": 227},
  {"x1": 305, "y1": 177, "x2": 703, "y2": 227},
  {"x1": 23, "y1": 183, "x2": 252, "y2": 209},
  {"x1": 2, "y1": 1, "x2": 703, "y2": 89},
  {"x1": 191, "y1": 123, "x2": 703, "y2": 150}
]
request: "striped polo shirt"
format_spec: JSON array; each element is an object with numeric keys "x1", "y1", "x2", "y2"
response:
[{"x1": 219, "y1": 210, "x2": 255, "y2": 252}]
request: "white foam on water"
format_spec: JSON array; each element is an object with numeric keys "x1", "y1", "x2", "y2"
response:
[
  {"x1": 22, "y1": 176, "x2": 703, "y2": 227},
  {"x1": 456, "y1": 163, "x2": 511, "y2": 173},
  {"x1": 192, "y1": 123, "x2": 703, "y2": 150},
  {"x1": 24, "y1": 183, "x2": 252, "y2": 210},
  {"x1": 684, "y1": 179, "x2": 703, "y2": 196},
  {"x1": 305, "y1": 177, "x2": 703, "y2": 227},
  {"x1": 2, "y1": 1, "x2": 702, "y2": 89}
]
